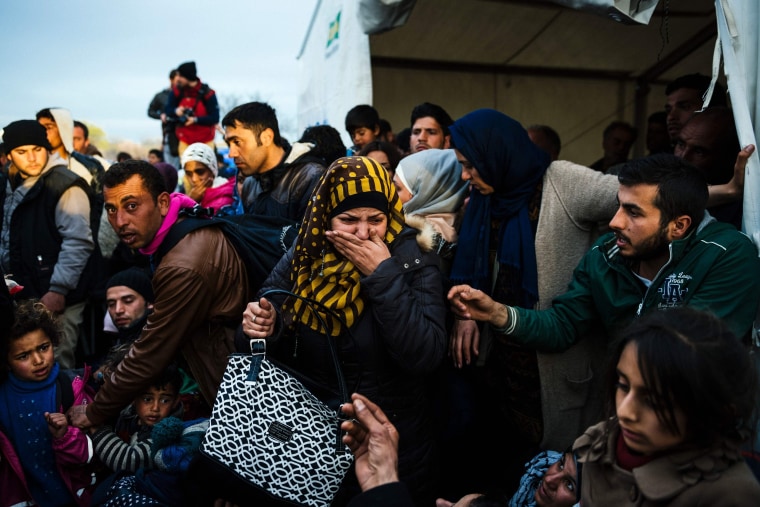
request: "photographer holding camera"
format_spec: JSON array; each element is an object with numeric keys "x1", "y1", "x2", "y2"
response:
[{"x1": 165, "y1": 61, "x2": 219, "y2": 157}]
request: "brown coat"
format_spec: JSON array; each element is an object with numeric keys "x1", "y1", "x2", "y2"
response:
[
  {"x1": 89, "y1": 226, "x2": 249, "y2": 424},
  {"x1": 574, "y1": 420, "x2": 760, "y2": 506}
]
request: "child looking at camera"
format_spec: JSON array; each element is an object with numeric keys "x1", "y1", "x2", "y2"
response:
[
  {"x1": 0, "y1": 300, "x2": 96, "y2": 507},
  {"x1": 90, "y1": 363, "x2": 184, "y2": 473},
  {"x1": 90, "y1": 362, "x2": 210, "y2": 506},
  {"x1": 574, "y1": 307, "x2": 760, "y2": 506}
]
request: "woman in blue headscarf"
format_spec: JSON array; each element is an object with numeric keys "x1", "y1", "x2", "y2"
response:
[{"x1": 447, "y1": 108, "x2": 551, "y2": 491}]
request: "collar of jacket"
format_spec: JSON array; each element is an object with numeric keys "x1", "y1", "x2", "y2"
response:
[{"x1": 575, "y1": 419, "x2": 745, "y2": 502}]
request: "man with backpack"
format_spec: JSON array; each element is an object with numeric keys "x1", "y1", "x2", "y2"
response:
[
  {"x1": 165, "y1": 61, "x2": 219, "y2": 157},
  {"x1": 68, "y1": 160, "x2": 290, "y2": 431}
]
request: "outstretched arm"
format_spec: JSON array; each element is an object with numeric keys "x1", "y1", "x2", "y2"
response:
[{"x1": 448, "y1": 284, "x2": 509, "y2": 327}]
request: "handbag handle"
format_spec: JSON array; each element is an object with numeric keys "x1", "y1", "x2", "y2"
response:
[{"x1": 255, "y1": 289, "x2": 351, "y2": 407}]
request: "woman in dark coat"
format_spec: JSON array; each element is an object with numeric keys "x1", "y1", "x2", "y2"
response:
[{"x1": 242, "y1": 156, "x2": 448, "y2": 505}]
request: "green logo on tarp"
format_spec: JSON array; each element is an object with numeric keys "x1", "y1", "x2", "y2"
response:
[{"x1": 327, "y1": 11, "x2": 340, "y2": 49}]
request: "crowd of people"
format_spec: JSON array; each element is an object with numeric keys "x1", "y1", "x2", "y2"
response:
[{"x1": 0, "y1": 63, "x2": 759, "y2": 507}]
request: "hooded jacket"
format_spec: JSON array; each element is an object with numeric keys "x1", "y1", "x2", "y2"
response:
[{"x1": 48, "y1": 108, "x2": 105, "y2": 191}]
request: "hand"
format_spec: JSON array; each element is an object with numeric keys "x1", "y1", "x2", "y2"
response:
[
  {"x1": 40, "y1": 291, "x2": 65, "y2": 314},
  {"x1": 731, "y1": 144, "x2": 754, "y2": 194},
  {"x1": 184, "y1": 116, "x2": 197, "y2": 127},
  {"x1": 46, "y1": 412, "x2": 68, "y2": 439},
  {"x1": 449, "y1": 320, "x2": 480, "y2": 368},
  {"x1": 340, "y1": 393, "x2": 400, "y2": 492},
  {"x1": 242, "y1": 298, "x2": 275, "y2": 338},
  {"x1": 67, "y1": 404, "x2": 93, "y2": 430},
  {"x1": 175, "y1": 106, "x2": 186, "y2": 117},
  {"x1": 436, "y1": 494, "x2": 485, "y2": 507},
  {"x1": 707, "y1": 144, "x2": 754, "y2": 207},
  {"x1": 447, "y1": 284, "x2": 505, "y2": 326},
  {"x1": 325, "y1": 229, "x2": 390, "y2": 275},
  {"x1": 187, "y1": 181, "x2": 208, "y2": 202}
]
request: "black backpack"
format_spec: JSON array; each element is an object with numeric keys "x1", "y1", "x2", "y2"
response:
[{"x1": 152, "y1": 207, "x2": 299, "y2": 296}]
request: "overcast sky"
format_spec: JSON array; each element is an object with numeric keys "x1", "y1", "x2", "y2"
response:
[{"x1": 0, "y1": 0, "x2": 316, "y2": 144}]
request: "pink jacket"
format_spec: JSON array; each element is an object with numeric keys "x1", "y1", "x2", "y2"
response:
[
  {"x1": 0, "y1": 369, "x2": 97, "y2": 507},
  {"x1": 201, "y1": 176, "x2": 235, "y2": 212}
]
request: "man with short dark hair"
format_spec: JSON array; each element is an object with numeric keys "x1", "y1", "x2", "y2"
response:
[
  {"x1": 450, "y1": 153, "x2": 760, "y2": 347},
  {"x1": 0, "y1": 120, "x2": 98, "y2": 369},
  {"x1": 165, "y1": 62, "x2": 219, "y2": 157},
  {"x1": 70, "y1": 160, "x2": 249, "y2": 428},
  {"x1": 589, "y1": 121, "x2": 637, "y2": 173},
  {"x1": 149, "y1": 69, "x2": 180, "y2": 167},
  {"x1": 72, "y1": 120, "x2": 89, "y2": 154},
  {"x1": 223, "y1": 101, "x2": 326, "y2": 220},
  {"x1": 674, "y1": 107, "x2": 743, "y2": 228},
  {"x1": 646, "y1": 111, "x2": 671, "y2": 155},
  {"x1": 527, "y1": 124, "x2": 561, "y2": 161},
  {"x1": 73, "y1": 120, "x2": 110, "y2": 172},
  {"x1": 409, "y1": 102, "x2": 453, "y2": 153},
  {"x1": 664, "y1": 73, "x2": 726, "y2": 144}
]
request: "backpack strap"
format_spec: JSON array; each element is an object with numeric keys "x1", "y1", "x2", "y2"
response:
[{"x1": 150, "y1": 208, "x2": 219, "y2": 273}]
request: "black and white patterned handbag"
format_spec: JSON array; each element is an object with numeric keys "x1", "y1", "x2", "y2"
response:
[{"x1": 199, "y1": 290, "x2": 354, "y2": 507}]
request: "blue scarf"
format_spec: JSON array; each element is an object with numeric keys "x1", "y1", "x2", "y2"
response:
[
  {"x1": 0, "y1": 363, "x2": 74, "y2": 506},
  {"x1": 449, "y1": 109, "x2": 549, "y2": 308},
  {"x1": 508, "y1": 450, "x2": 562, "y2": 507}
]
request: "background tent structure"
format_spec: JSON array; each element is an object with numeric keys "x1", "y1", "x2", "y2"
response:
[
  {"x1": 367, "y1": 0, "x2": 719, "y2": 164},
  {"x1": 298, "y1": 0, "x2": 758, "y2": 244}
]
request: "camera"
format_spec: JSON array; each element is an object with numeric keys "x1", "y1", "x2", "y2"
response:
[{"x1": 178, "y1": 107, "x2": 195, "y2": 123}]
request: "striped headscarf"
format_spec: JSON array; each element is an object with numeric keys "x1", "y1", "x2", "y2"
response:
[{"x1": 284, "y1": 156, "x2": 405, "y2": 335}]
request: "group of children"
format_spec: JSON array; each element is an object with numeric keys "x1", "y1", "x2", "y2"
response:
[{"x1": 0, "y1": 300, "x2": 206, "y2": 507}]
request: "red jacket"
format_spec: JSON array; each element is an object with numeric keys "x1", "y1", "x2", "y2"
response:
[{"x1": 167, "y1": 80, "x2": 219, "y2": 144}]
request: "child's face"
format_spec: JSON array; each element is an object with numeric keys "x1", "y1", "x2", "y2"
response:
[
  {"x1": 133, "y1": 385, "x2": 179, "y2": 426},
  {"x1": 615, "y1": 342, "x2": 688, "y2": 455},
  {"x1": 7, "y1": 329, "x2": 55, "y2": 382},
  {"x1": 351, "y1": 126, "x2": 379, "y2": 150}
]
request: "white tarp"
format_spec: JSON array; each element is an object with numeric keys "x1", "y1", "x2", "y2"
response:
[
  {"x1": 715, "y1": 0, "x2": 759, "y2": 244},
  {"x1": 548, "y1": 0, "x2": 659, "y2": 24},
  {"x1": 297, "y1": 0, "x2": 373, "y2": 148}
]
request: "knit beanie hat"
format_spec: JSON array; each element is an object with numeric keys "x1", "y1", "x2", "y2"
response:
[
  {"x1": 153, "y1": 162, "x2": 179, "y2": 192},
  {"x1": 2, "y1": 120, "x2": 52, "y2": 151},
  {"x1": 181, "y1": 142, "x2": 218, "y2": 176},
  {"x1": 177, "y1": 61, "x2": 197, "y2": 81},
  {"x1": 106, "y1": 267, "x2": 154, "y2": 303}
]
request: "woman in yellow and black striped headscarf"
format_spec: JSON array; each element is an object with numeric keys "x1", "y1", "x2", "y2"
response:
[
  {"x1": 284, "y1": 156, "x2": 405, "y2": 335},
  {"x1": 242, "y1": 155, "x2": 447, "y2": 505}
]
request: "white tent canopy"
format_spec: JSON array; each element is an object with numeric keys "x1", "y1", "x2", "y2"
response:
[{"x1": 298, "y1": 0, "x2": 758, "y2": 243}]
